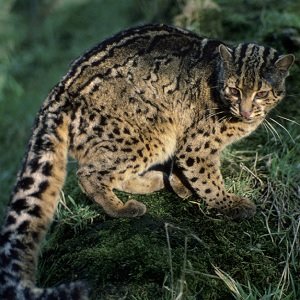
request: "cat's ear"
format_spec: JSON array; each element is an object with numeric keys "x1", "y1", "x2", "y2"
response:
[
  {"x1": 219, "y1": 44, "x2": 233, "y2": 63},
  {"x1": 275, "y1": 54, "x2": 295, "y2": 72}
]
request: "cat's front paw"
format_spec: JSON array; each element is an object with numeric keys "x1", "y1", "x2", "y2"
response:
[
  {"x1": 120, "y1": 199, "x2": 147, "y2": 218},
  {"x1": 222, "y1": 196, "x2": 256, "y2": 220},
  {"x1": 169, "y1": 174, "x2": 192, "y2": 199}
]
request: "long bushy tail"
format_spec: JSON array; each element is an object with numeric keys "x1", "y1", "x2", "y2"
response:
[
  {"x1": 0, "y1": 87, "x2": 89, "y2": 299},
  {"x1": 1, "y1": 281, "x2": 89, "y2": 300}
]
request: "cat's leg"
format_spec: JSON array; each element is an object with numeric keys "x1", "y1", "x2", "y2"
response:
[
  {"x1": 118, "y1": 170, "x2": 165, "y2": 194},
  {"x1": 77, "y1": 164, "x2": 146, "y2": 218},
  {"x1": 175, "y1": 155, "x2": 256, "y2": 219},
  {"x1": 118, "y1": 169, "x2": 192, "y2": 199},
  {"x1": 169, "y1": 172, "x2": 193, "y2": 199}
]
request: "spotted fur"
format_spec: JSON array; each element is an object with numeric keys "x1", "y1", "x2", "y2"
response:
[{"x1": 0, "y1": 24, "x2": 294, "y2": 299}]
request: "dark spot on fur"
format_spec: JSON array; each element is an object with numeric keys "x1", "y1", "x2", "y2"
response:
[
  {"x1": 0, "y1": 231, "x2": 11, "y2": 245},
  {"x1": 186, "y1": 146, "x2": 192, "y2": 152},
  {"x1": 11, "y1": 198, "x2": 28, "y2": 214},
  {"x1": 122, "y1": 148, "x2": 133, "y2": 153},
  {"x1": 191, "y1": 177, "x2": 198, "y2": 182},
  {"x1": 70, "y1": 284, "x2": 85, "y2": 300},
  {"x1": 98, "y1": 170, "x2": 110, "y2": 176},
  {"x1": 210, "y1": 149, "x2": 218, "y2": 155},
  {"x1": 17, "y1": 220, "x2": 30, "y2": 233},
  {"x1": 131, "y1": 138, "x2": 139, "y2": 144},
  {"x1": 199, "y1": 167, "x2": 205, "y2": 174},
  {"x1": 18, "y1": 177, "x2": 34, "y2": 191},
  {"x1": 38, "y1": 180, "x2": 49, "y2": 193},
  {"x1": 137, "y1": 149, "x2": 143, "y2": 157},
  {"x1": 205, "y1": 188, "x2": 212, "y2": 194},
  {"x1": 0, "y1": 274, "x2": 6, "y2": 285},
  {"x1": 11, "y1": 262, "x2": 21, "y2": 272},
  {"x1": 100, "y1": 115, "x2": 107, "y2": 126},
  {"x1": 123, "y1": 128, "x2": 130, "y2": 135},
  {"x1": 89, "y1": 113, "x2": 96, "y2": 121},
  {"x1": 2, "y1": 287, "x2": 16, "y2": 298},
  {"x1": 5, "y1": 215, "x2": 16, "y2": 226},
  {"x1": 28, "y1": 157, "x2": 41, "y2": 173},
  {"x1": 92, "y1": 126, "x2": 103, "y2": 135},
  {"x1": 76, "y1": 144, "x2": 84, "y2": 151},
  {"x1": 28, "y1": 205, "x2": 42, "y2": 218},
  {"x1": 204, "y1": 141, "x2": 210, "y2": 149},
  {"x1": 220, "y1": 124, "x2": 227, "y2": 133},
  {"x1": 0, "y1": 253, "x2": 10, "y2": 267},
  {"x1": 14, "y1": 239, "x2": 26, "y2": 250},
  {"x1": 186, "y1": 157, "x2": 194, "y2": 167},
  {"x1": 31, "y1": 231, "x2": 40, "y2": 242},
  {"x1": 113, "y1": 128, "x2": 120, "y2": 135},
  {"x1": 42, "y1": 162, "x2": 53, "y2": 176}
]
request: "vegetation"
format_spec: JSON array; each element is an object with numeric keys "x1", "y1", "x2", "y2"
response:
[{"x1": 0, "y1": 0, "x2": 299, "y2": 299}]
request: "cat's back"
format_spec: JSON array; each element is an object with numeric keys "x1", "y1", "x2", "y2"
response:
[{"x1": 63, "y1": 24, "x2": 218, "y2": 100}]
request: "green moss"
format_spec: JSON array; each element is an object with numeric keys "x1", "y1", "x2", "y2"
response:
[{"x1": 38, "y1": 167, "x2": 297, "y2": 299}]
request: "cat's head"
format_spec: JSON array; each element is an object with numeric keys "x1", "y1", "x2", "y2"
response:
[{"x1": 218, "y1": 43, "x2": 294, "y2": 123}]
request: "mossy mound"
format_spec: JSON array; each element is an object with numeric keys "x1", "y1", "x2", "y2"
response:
[{"x1": 38, "y1": 184, "x2": 294, "y2": 299}]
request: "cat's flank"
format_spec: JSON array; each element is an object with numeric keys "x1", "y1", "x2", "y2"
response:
[{"x1": 0, "y1": 24, "x2": 294, "y2": 299}]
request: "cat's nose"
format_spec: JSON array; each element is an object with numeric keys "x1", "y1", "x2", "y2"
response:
[{"x1": 240, "y1": 110, "x2": 252, "y2": 119}]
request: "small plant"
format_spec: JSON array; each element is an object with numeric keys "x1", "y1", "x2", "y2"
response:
[{"x1": 56, "y1": 191, "x2": 100, "y2": 232}]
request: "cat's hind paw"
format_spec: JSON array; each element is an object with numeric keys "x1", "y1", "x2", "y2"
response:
[{"x1": 222, "y1": 197, "x2": 256, "y2": 220}]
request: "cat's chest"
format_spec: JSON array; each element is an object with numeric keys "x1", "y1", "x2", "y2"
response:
[
  {"x1": 216, "y1": 119, "x2": 260, "y2": 147},
  {"x1": 183, "y1": 118, "x2": 261, "y2": 155}
]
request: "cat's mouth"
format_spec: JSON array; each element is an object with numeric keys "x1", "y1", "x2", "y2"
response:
[
  {"x1": 230, "y1": 107, "x2": 260, "y2": 123},
  {"x1": 241, "y1": 117, "x2": 257, "y2": 124}
]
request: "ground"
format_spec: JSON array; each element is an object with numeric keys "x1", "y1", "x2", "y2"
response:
[{"x1": 0, "y1": 0, "x2": 299, "y2": 299}]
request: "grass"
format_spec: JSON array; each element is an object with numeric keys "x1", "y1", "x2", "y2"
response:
[{"x1": 1, "y1": 0, "x2": 300, "y2": 299}]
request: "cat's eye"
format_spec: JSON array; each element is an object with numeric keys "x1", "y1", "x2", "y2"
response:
[
  {"x1": 229, "y1": 87, "x2": 240, "y2": 96},
  {"x1": 256, "y1": 91, "x2": 269, "y2": 98}
]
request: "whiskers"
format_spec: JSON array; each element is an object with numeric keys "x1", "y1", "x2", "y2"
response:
[
  {"x1": 263, "y1": 115, "x2": 298, "y2": 144},
  {"x1": 277, "y1": 115, "x2": 300, "y2": 127},
  {"x1": 286, "y1": 92, "x2": 300, "y2": 99},
  {"x1": 269, "y1": 117, "x2": 295, "y2": 143},
  {"x1": 263, "y1": 119, "x2": 282, "y2": 144},
  {"x1": 201, "y1": 107, "x2": 230, "y2": 123}
]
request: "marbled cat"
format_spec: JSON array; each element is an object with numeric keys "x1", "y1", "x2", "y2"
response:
[{"x1": 0, "y1": 24, "x2": 294, "y2": 299}]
